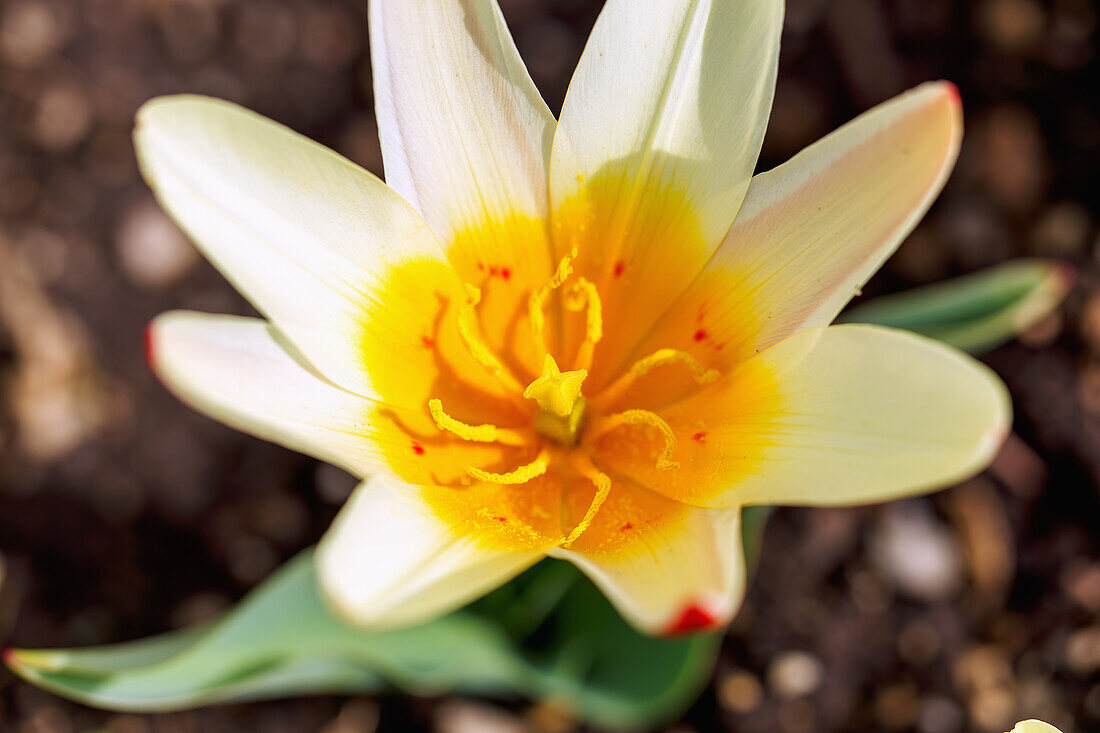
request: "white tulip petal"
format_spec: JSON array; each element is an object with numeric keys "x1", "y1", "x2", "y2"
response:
[
  {"x1": 552, "y1": 0, "x2": 782, "y2": 243},
  {"x1": 150, "y1": 311, "x2": 396, "y2": 478},
  {"x1": 370, "y1": 0, "x2": 555, "y2": 242},
  {"x1": 596, "y1": 325, "x2": 1011, "y2": 509},
  {"x1": 135, "y1": 95, "x2": 449, "y2": 400},
  {"x1": 317, "y1": 476, "x2": 544, "y2": 628},
  {"x1": 630, "y1": 82, "x2": 963, "y2": 377}
]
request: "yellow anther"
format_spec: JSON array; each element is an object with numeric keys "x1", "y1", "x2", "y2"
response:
[
  {"x1": 566, "y1": 277, "x2": 603, "y2": 371},
  {"x1": 561, "y1": 457, "x2": 611, "y2": 548},
  {"x1": 524, "y1": 354, "x2": 587, "y2": 419},
  {"x1": 427, "y1": 399, "x2": 528, "y2": 446},
  {"x1": 594, "y1": 348, "x2": 720, "y2": 408},
  {"x1": 529, "y1": 248, "x2": 578, "y2": 352},
  {"x1": 592, "y1": 409, "x2": 680, "y2": 470},
  {"x1": 467, "y1": 449, "x2": 550, "y2": 485},
  {"x1": 455, "y1": 284, "x2": 524, "y2": 393}
]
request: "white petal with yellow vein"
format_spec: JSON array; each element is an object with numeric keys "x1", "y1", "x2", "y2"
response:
[
  {"x1": 551, "y1": 0, "x2": 783, "y2": 247},
  {"x1": 602, "y1": 325, "x2": 1010, "y2": 509},
  {"x1": 134, "y1": 96, "x2": 449, "y2": 401},
  {"x1": 634, "y1": 81, "x2": 964, "y2": 369},
  {"x1": 699, "y1": 325, "x2": 1009, "y2": 507}
]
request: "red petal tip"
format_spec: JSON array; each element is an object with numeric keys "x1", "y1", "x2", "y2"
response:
[
  {"x1": 943, "y1": 81, "x2": 962, "y2": 106},
  {"x1": 664, "y1": 602, "x2": 718, "y2": 635},
  {"x1": 2, "y1": 648, "x2": 16, "y2": 666},
  {"x1": 144, "y1": 324, "x2": 156, "y2": 372}
]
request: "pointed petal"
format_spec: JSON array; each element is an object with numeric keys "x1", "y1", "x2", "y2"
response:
[
  {"x1": 370, "y1": 0, "x2": 555, "y2": 243},
  {"x1": 594, "y1": 325, "x2": 1011, "y2": 509},
  {"x1": 317, "y1": 476, "x2": 544, "y2": 628},
  {"x1": 149, "y1": 311, "x2": 390, "y2": 477},
  {"x1": 134, "y1": 95, "x2": 448, "y2": 399},
  {"x1": 629, "y1": 82, "x2": 963, "y2": 389},
  {"x1": 548, "y1": 0, "x2": 783, "y2": 384},
  {"x1": 552, "y1": 0, "x2": 782, "y2": 245},
  {"x1": 550, "y1": 480, "x2": 745, "y2": 635}
]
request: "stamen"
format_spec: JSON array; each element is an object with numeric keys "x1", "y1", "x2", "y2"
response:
[
  {"x1": 590, "y1": 409, "x2": 680, "y2": 470},
  {"x1": 565, "y1": 277, "x2": 603, "y2": 371},
  {"x1": 529, "y1": 248, "x2": 577, "y2": 353},
  {"x1": 467, "y1": 449, "x2": 550, "y2": 485},
  {"x1": 593, "y1": 348, "x2": 720, "y2": 408},
  {"x1": 428, "y1": 398, "x2": 530, "y2": 446},
  {"x1": 562, "y1": 455, "x2": 611, "y2": 547},
  {"x1": 456, "y1": 284, "x2": 524, "y2": 393}
]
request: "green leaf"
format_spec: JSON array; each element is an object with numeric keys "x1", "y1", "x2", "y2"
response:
[
  {"x1": 525, "y1": 574, "x2": 720, "y2": 728},
  {"x1": 5, "y1": 552, "x2": 524, "y2": 711},
  {"x1": 839, "y1": 259, "x2": 1073, "y2": 353},
  {"x1": 6, "y1": 549, "x2": 722, "y2": 731}
]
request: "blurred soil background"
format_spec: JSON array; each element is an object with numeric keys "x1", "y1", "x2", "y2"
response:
[{"x1": 0, "y1": 0, "x2": 1098, "y2": 731}]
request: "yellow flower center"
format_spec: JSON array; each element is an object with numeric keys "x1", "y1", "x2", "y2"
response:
[{"x1": 420, "y1": 251, "x2": 721, "y2": 547}]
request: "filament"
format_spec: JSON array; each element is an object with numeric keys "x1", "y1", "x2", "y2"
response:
[
  {"x1": 561, "y1": 455, "x2": 612, "y2": 547},
  {"x1": 467, "y1": 449, "x2": 551, "y2": 485},
  {"x1": 428, "y1": 399, "x2": 530, "y2": 446},
  {"x1": 529, "y1": 248, "x2": 577, "y2": 354},
  {"x1": 456, "y1": 283, "x2": 524, "y2": 394},
  {"x1": 594, "y1": 348, "x2": 719, "y2": 408},
  {"x1": 590, "y1": 409, "x2": 680, "y2": 470},
  {"x1": 566, "y1": 277, "x2": 603, "y2": 371}
]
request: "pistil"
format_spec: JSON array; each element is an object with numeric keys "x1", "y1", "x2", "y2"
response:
[{"x1": 524, "y1": 354, "x2": 589, "y2": 446}]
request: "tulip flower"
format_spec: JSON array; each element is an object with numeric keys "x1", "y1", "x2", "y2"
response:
[{"x1": 138, "y1": 0, "x2": 1009, "y2": 635}]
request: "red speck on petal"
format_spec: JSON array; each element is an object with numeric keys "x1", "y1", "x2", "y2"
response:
[
  {"x1": 613, "y1": 260, "x2": 626, "y2": 277},
  {"x1": 619, "y1": 522, "x2": 634, "y2": 531},
  {"x1": 489, "y1": 266, "x2": 499, "y2": 277},
  {"x1": 500, "y1": 267, "x2": 512, "y2": 281},
  {"x1": 665, "y1": 603, "x2": 717, "y2": 635},
  {"x1": 144, "y1": 325, "x2": 156, "y2": 370},
  {"x1": 412, "y1": 443, "x2": 425, "y2": 456},
  {"x1": 477, "y1": 262, "x2": 486, "y2": 271},
  {"x1": 693, "y1": 329, "x2": 708, "y2": 342},
  {"x1": 496, "y1": 516, "x2": 508, "y2": 522},
  {"x1": 420, "y1": 335, "x2": 435, "y2": 348},
  {"x1": 693, "y1": 432, "x2": 706, "y2": 443}
]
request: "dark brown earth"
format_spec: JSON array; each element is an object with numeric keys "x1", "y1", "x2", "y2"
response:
[{"x1": 1, "y1": 0, "x2": 1098, "y2": 731}]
